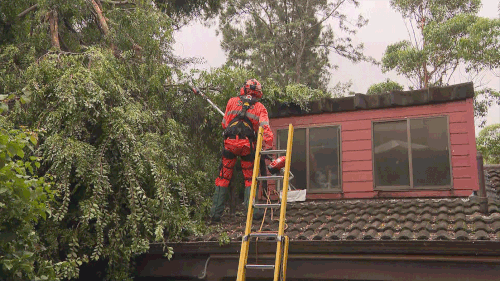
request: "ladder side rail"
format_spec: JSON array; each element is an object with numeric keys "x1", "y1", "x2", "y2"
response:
[
  {"x1": 273, "y1": 124, "x2": 294, "y2": 281},
  {"x1": 282, "y1": 236, "x2": 290, "y2": 281},
  {"x1": 236, "y1": 126, "x2": 264, "y2": 281}
]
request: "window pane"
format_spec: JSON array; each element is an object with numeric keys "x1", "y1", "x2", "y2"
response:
[
  {"x1": 373, "y1": 121, "x2": 410, "y2": 186},
  {"x1": 410, "y1": 117, "x2": 451, "y2": 186},
  {"x1": 309, "y1": 126, "x2": 340, "y2": 190},
  {"x1": 278, "y1": 128, "x2": 306, "y2": 189}
]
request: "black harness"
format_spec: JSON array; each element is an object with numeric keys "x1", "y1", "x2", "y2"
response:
[{"x1": 223, "y1": 95, "x2": 258, "y2": 143}]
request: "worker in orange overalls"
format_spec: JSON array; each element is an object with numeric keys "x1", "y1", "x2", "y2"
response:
[{"x1": 210, "y1": 79, "x2": 274, "y2": 223}]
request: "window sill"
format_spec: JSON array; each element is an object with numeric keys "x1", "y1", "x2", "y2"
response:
[
  {"x1": 374, "y1": 186, "x2": 452, "y2": 191},
  {"x1": 307, "y1": 189, "x2": 343, "y2": 194}
]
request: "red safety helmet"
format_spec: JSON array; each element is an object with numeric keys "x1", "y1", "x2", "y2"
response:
[{"x1": 240, "y1": 79, "x2": 263, "y2": 99}]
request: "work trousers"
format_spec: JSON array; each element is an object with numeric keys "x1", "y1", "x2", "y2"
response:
[
  {"x1": 210, "y1": 135, "x2": 257, "y2": 220},
  {"x1": 215, "y1": 136, "x2": 255, "y2": 188}
]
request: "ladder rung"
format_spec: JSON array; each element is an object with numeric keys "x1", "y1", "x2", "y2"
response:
[
  {"x1": 257, "y1": 175, "x2": 283, "y2": 181},
  {"x1": 260, "y1": 150, "x2": 287, "y2": 155},
  {"x1": 246, "y1": 264, "x2": 275, "y2": 270},
  {"x1": 249, "y1": 232, "x2": 278, "y2": 239},
  {"x1": 254, "y1": 203, "x2": 281, "y2": 209}
]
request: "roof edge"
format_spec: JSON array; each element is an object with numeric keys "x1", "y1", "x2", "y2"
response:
[
  {"x1": 151, "y1": 239, "x2": 500, "y2": 256},
  {"x1": 269, "y1": 82, "x2": 474, "y2": 118}
]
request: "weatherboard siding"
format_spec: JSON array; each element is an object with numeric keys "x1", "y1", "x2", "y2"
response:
[{"x1": 269, "y1": 97, "x2": 478, "y2": 199}]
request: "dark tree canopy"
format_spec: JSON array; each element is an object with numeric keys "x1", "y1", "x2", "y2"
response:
[
  {"x1": 218, "y1": 0, "x2": 372, "y2": 91},
  {"x1": 154, "y1": 0, "x2": 224, "y2": 28}
]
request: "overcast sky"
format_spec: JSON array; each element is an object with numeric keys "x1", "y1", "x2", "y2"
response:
[{"x1": 172, "y1": 0, "x2": 500, "y2": 133}]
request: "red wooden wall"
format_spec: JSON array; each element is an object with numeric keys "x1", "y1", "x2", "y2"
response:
[{"x1": 269, "y1": 98, "x2": 478, "y2": 199}]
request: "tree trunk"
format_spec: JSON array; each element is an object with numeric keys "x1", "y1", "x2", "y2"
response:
[
  {"x1": 295, "y1": 0, "x2": 310, "y2": 84},
  {"x1": 423, "y1": 61, "x2": 429, "y2": 88},
  {"x1": 420, "y1": 15, "x2": 428, "y2": 88},
  {"x1": 48, "y1": 10, "x2": 60, "y2": 50}
]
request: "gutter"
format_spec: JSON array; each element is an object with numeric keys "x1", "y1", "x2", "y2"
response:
[
  {"x1": 150, "y1": 240, "x2": 500, "y2": 257},
  {"x1": 209, "y1": 253, "x2": 500, "y2": 263}
]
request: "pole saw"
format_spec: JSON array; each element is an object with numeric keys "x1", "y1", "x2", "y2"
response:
[{"x1": 191, "y1": 87, "x2": 224, "y2": 117}]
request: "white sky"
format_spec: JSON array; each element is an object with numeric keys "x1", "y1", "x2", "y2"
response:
[{"x1": 173, "y1": 0, "x2": 500, "y2": 134}]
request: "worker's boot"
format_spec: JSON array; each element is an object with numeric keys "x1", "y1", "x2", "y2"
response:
[
  {"x1": 210, "y1": 186, "x2": 228, "y2": 223},
  {"x1": 244, "y1": 186, "x2": 264, "y2": 220}
]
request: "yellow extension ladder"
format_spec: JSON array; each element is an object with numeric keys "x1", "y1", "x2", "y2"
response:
[{"x1": 236, "y1": 124, "x2": 294, "y2": 281}]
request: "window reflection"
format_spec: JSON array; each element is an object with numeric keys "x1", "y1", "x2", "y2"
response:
[
  {"x1": 373, "y1": 121, "x2": 410, "y2": 186},
  {"x1": 373, "y1": 117, "x2": 451, "y2": 188},
  {"x1": 278, "y1": 126, "x2": 341, "y2": 190},
  {"x1": 278, "y1": 128, "x2": 306, "y2": 189},
  {"x1": 410, "y1": 117, "x2": 451, "y2": 186},
  {"x1": 309, "y1": 127, "x2": 340, "y2": 189}
]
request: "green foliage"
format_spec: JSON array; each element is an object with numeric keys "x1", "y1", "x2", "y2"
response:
[
  {"x1": 474, "y1": 88, "x2": 500, "y2": 128},
  {"x1": 383, "y1": 0, "x2": 500, "y2": 89},
  {"x1": 13, "y1": 48, "x2": 212, "y2": 280},
  {"x1": 0, "y1": 1, "x2": 220, "y2": 280},
  {"x1": 457, "y1": 16, "x2": 500, "y2": 72},
  {"x1": 218, "y1": 0, "x2": 371, "y2": 90},
  {"x1": 366, "y1": 79, "x2": 405, "y2": 95},
  {"x1": 217, "y1": 232, "x2": 230, "y2": 246},
  {"x1": 189, "y1": 66, "x2": 333, "y2": 113},
  {"x1": 389, "y1": 0, "x2": 481, "y2": 21},
  {"x1": 477, "y1": 124, "x2": 500, "y2": 164},
  {"x1": 0, "y1": 123, "x2": 55, "y2": 281}
]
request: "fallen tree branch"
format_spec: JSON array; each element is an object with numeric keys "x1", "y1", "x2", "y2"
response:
[
  {"x1": 17, "y1": 4, "x2": 38, "y2": 20},
  {"x1": 89, "y1": 0, "x2": 110, "y2": 35},
  {"x1": 4, "y1": 4, "x2": 38, "y2": 25},
  {"x1": 88, "y1": 0, "x2": 121, "y2": 57},
  {"x1": 163, "y1": 84, "x2": 223, "y2": 93},
  {"x1": 102, "y1": 0, "x2": 136, "y2": 5}
]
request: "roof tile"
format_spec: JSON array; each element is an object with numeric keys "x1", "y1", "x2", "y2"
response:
[
  {"x1": 421, "y1": 213, "x2": 433, "y2": 221},
  {"x1": 492, "y1": 221, "x2": 500, "y2": 232},
  {"x1": 473, "y1": 230, "x2": 490, "y2": 240},
  {"x1": 453, "y1": 220, "x2": 467, "y2": 232},
  {"x1": 452, "y1": 205, "x2": 464, "y2": 213},
  {"x1": 328, "y1": 229, "x2": 344, "y2": 240},
  {"x1": 381, "y1": 229, "x2": 394, "y2": 240},
  {"x1": 363, "y1": 229, "x2": 378, "y2": 240},
  {"x1": 374, "y1": 213, "x2": 386, "y2": 221},
  {"x1": 436, "y1": 213, "x2": 449, "y2": 221},
  {"x1": 436, "y1": 230, "x2": 452, "y2": 240},
  {"x1": 415, "y1": 221, "x2": 431, "y2": 231},
  {"x1": 396, "y1": 229, "x2": 413, "y2": 240},
  {"x1": 402, "y1": 221, "x2": 414, "y2": 230},
  {"x1": 416, "y1": 229, "x2": 431, "y2": 240},
  {"x1": 473, "y1": 221, "x2": 488, "y2": 231},
  {"x1": 436, "y1": 221, "x2": 449, "y2": 231},
  {"x1": 404, "y1": 213, "x2": 417, "y2": 222},
  {"x1": 454, "y1": 213, "x2": 466, "y2": 221},
  {"x1": 367, "y1": 220, "x2": 382, "y2": 230},
  {"x1": 455, "y1": 230, "x2": 469, "y2": 240},
  {"x1": 360, "y1": 213, "x2": 371, "y2": 221},
  {"x1": 347, "y1": 229, "x2": 362, "y2": 240}
]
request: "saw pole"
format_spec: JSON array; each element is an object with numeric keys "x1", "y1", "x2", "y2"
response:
[{"x1": 191, "y1": 87, "x2": 224, "y2": 116}]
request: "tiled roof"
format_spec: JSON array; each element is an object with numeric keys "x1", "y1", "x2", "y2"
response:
[
  {"x1": 485, "y1": 165, "x2": 500, "y2": 200},
  {"x1": 193, "y1": 197, "x2": 500, "y2": 242}
]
